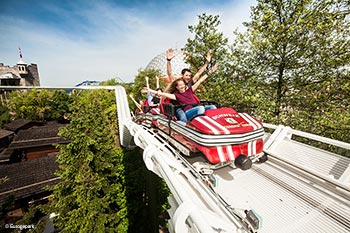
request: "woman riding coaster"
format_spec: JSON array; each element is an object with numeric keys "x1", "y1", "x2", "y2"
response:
[
  {"x1": 166, "y1": 48, "x2": 219, "y2": 121},
  {"x1": 147, "y1": 65, "x2": 218, "y2": 122}
]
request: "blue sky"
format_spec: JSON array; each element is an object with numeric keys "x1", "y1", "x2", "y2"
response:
[{"x1": 0, "y1": 0, "x2": 256, "y2": 86}]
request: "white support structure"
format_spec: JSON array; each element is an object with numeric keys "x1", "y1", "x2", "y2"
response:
[
  {"x1": 122, "y1": 117, "x2": 244, "y2": 232},
  {"x1": 263, "y1": 124, "x2": 350, "y2": 190}
]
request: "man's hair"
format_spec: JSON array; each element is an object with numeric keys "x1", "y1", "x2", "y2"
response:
[{"x1": 181, "y1": 68, "x2": 191, "y2": 75}]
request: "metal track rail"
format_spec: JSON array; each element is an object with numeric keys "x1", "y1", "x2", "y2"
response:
[{"x1": 253, "y1": 164, "x2": 350, "y2": 230}]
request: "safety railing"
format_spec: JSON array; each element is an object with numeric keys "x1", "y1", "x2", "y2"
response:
[{"x1": 263, "y1": 123, "x2": 350, "y2": 191}]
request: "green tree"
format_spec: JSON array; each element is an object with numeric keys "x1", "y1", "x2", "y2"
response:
[
  {"x1": 123, "y1": 148, "x2": 170, "y2": 233},
  {"x1": 231, "y1": 0, "x2": 350, "y2": 142},
  {"x1": 129, "y1": 69, "x2": 164, "y2": 112},
  {"x1": 48, "y1": 89, "x2": 129, "y2": 232},
  {"x1": 99, "y1": 78, "x2": 126, "y2": 87},
  {"x1": 15, "y1": 204, "x2": 47, "y2": 233},
  {"x1": 48, "y1": 90, "x2": 74, "y2": 120},
  {"x1": 183, "y1": 13, "x2": 231, "y2": 103},
  {"x1": 0, "y1": 105, "x2": 11, "y2": 127},
  {"x1": 8, "y1": 90, "x2": 50, "y2": 120},
  {"x1": 7, "y1": 90, "x2": 73, "y2": 121},
  {"x1": 2, "y1": 83, "x2": 170, "y2": 232}
]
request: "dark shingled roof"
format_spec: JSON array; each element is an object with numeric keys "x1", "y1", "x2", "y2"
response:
[
  {"x1": 4, "y1": 119, "x2": 43, "y2": 133},
  {"x1": 0, "y1": 148, "x2": 13, "y2": 162},
  {"x1": 0, "y1": 155, "x2": 59, "y2": 205},
  {"x1": 8, "y1": 122, "x2": 70, "y2": 149},
  {"x1": 0, "y1": 129, "x2": 14, "y2": 139}
]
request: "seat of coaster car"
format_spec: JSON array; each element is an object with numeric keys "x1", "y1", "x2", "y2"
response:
[
  {"x1": 159, "y1": 98, "x2": 178, "y2": 120},
  {"x1": 141, "y1": 100, "x2": 160, "y2": 114},
  {"x1": 160, "y1": 97, "x2": 221, "y2": 121},
  {"x1": 159, "y1": 93, "x2": 201, "y2": 119}
]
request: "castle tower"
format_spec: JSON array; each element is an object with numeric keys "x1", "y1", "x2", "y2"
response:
[
  {"x1": 16, "y1": 47, "x2": 40, "y2": 86},
  {"x1": 0, "y1": 48, "x2": 40, "y2": 86},
  {"x1": 17, "y1": 47, "x2": 28, "y2": 75}
]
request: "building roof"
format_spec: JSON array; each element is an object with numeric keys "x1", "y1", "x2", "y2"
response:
[
  {"x1": 0, "y1": 72, "x2": 21, "y2": 80},
  {"x1": 4, "y1": 119, "x2": 43, "y2": 133},
  {"x1": 0, "y1": 155, "x2": 59, "y2": 205},
  {"x1": 0, "y1": 61, "x2": 40, "y2": 86},
  {"x1": 0, "y1": 65, "x2": 21, "y2": 79},
  {"x1": 0, "y1": 149, "x2": 14, "y2": 162},
  {"x1": 0, "y1": 129, "x2": 14, "y2": 139},
  {"x1": 8, "y1": 122, "x2": 69, "y2": 149}
]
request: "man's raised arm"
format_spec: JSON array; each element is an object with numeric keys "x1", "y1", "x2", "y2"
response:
[
  {"x1": 192, "y1": 51, "x2": 212, "y2": 83},
  {"x1": 166, "y1": 48, "x2": 175, "y2": 82}
]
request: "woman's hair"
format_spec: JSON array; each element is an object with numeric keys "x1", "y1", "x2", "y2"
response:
[{"x1": 165, "y1": 78, "x2": 185, "y2": 93}]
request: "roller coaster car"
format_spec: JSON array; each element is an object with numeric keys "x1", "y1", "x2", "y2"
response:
[{"x1": 138, "y1": 98, "x2": 267, "y2": 170}]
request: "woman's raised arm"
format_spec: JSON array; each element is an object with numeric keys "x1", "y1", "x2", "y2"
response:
[{"x1": 147, "y1": 88, "x2": 176, "y2": 100}]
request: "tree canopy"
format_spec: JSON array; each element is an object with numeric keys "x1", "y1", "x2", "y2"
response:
[
  {"x1": 178, "y1": 1, "x2": 349, "y2": 144},
  {"x1": 48, "y1": 89, "x2": 129, "y2": 232},
  {"x1": 45, "y1": 88, "x2": 170, "y2": 232},
  {"x1": 6, "y1": 89, "x2": 73, "y2": 121},
  {"x1": 234, "y1": 0, "x2": 350, "y2": 142}
]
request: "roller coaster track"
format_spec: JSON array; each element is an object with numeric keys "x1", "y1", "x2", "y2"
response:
[
  {"x1": 114, "y1": 86, "x2": 350, "y2": 233},
  {"x1": 2, "y1": 85, "x2": 350, "y2": 233}
]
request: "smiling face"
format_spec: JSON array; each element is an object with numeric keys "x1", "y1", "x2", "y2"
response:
[
  {"x1": 182, "y1": 71, "x2": 192, "y2": 84},
  {"x1": 176, "y1": 80, "x2": 186, "y2": 93}
]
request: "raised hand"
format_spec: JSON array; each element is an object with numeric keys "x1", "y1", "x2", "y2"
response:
[
  {"x1": 166, "y1": 48, "x2": 175, "y2": 61},
  {"x1": 145, "y1": 76, "x2": 149, "y2": 89},
  {"x1": 205, "y1": 51, "x2": 212, "y2": 63}
]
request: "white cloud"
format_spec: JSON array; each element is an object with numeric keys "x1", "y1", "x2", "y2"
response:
[
  {"x1": 220, "y1": 0, "x2": 256, "y2": 34},
  {"x1": 0, "y1": 0, "x2": 255, "y2": 86}
]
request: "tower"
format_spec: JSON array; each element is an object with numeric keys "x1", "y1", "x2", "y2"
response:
[
  {"x1": 16, "y1": 47, "x2": 40, "y2": 86},
  {"x1": 17, "y1": 47, "x2": 28, "y2": 75}
]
